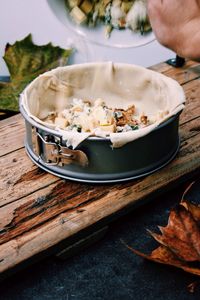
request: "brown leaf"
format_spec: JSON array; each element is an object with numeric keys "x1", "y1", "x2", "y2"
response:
[
  {"x1": 148, "y1": 205, "x2": 200, "y2": 262},
  {"x1": 181, "y1": 180, "x2": 200, "y2": 223},
  {"x1": 126, "y1": 180, "x2": 200, "y2": 276},
  {"x1": 181, "y1": 201, "x2": 200, "y2": 224},
  {"x1": 127, "y1": 244, "x2": 200, "y2": 276}
]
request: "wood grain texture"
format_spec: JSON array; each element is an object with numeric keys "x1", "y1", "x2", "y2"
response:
[
  {"x1": 0, "y1": 114, "x2": 24, "y2": 156},
  {"x1": 181, "y1": 79, "x2": 200, "y2": 122},
  {"x1": 0, "y1": 60, "x2": 200, "y2": 275},
  {"x1": 0, "y1": 148, "x2": 59, "y2": 207},
  {"x1": 180, "y1": 116, "x2": 200, "y2": 141},
  {"x1": 0, "y1": 123, "x2": 199, "y2": 247},
  {"x1": 163, "y1": 62, "x2": 200, "y2": 85},
  {"x1": 149, "y1": 60, "x2": 199, "y2": 76},
  {"x1": 0, "y1": 131, "x2": 199, "y2": 273}
]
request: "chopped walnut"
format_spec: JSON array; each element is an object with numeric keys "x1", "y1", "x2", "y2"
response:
[
  {"x1": 114, "y1": 105, "x2": 136, "y2": 126},
  {"x1": 140, "y1": 114, "x2": 148, "y2": 125}
]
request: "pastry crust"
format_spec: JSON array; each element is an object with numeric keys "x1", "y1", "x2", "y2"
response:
[{"x1": 21, "y1": 62, "x2": 185, "y2": 148}]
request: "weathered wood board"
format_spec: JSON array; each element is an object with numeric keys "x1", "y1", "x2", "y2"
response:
[{"x1": 0, "y1": 60, "x2": 200, "y2": 276}]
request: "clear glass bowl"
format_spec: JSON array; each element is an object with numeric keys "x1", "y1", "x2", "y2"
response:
[{"x1": 47, "y1": 0, "x2": 155, "y2": 49}]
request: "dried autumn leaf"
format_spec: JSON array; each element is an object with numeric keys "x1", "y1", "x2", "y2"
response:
[
  {"x1": 181, "y1": 200, "x2": 200, "y2": 224},
  {"x1": 128, "y1": 244, "x2": 200, "y2": 276},
  {"x1": 127, "y1": 189, "x2": 200, "y2": 276},
  {"x1": 149, "y1": 205, "x2": 200, "y2": 262},
  {"x1": 0, "y1": 34, "x2": 73, "y2": 111}
]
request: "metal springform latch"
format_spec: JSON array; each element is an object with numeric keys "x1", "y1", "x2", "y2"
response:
[{"x1": 32, "y1": 128, "x2": 88, "y2": 167}]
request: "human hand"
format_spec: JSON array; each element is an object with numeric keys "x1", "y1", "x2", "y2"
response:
[{"x1": 147, "y1": 0, "x2": 200, "y2": 61}]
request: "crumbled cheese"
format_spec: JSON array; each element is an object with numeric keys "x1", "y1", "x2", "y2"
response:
[{"x1": 42, "y1": 97, "x2": 168, "y2": 136}]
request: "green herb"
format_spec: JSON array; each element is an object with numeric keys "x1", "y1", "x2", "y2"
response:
[
  {"x1": 130, "y1": 125, "x2": 139, "y2": 130},
  {"x1": 0, "y1": 34, "x2": 73, "y2": 111}
]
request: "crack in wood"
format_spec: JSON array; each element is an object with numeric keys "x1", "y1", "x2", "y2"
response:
[
  {"x1": 180, "y1": 115, "x2": 200, "y2": 126},
  {"x1": 0, "y1": 229, "x2": 7, "y2": 235},
  {"x1": 179, "y1": 146, "x2": 200, "y2": 156},
  {"x1": 14, "y1": 168, "x2": 46, "y2": 185},
  {"x1": 0, "y1": 146, "x2": 24, "y2": 159},
  {"x1": 29, "y1": 196, "x2": 48, "y2": 208},
  {"x1": 76, "y1": 209, "x2": 86, "y2": 213},
  {"x1": 0, "y1": 181, "x2": 110, "y2": 246},
  {"x1": 190, "y1": 126, "x2": 200, "y2": 132}
]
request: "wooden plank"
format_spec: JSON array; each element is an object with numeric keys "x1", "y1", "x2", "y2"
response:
[
  {"x1": 0, "y1": 148, "x2": 59, "y2": 207},
  {"x1": 150, "y1": 59, "x2": 199, "y2": 76},
  {"x1": 180, "y1": 79, "x2": 200, "y2": 122},
  {"x1": 180, "y1": 116, "x2": 200, "y2": 141},
  {"x1": 0, "y1": 115, "x2": 199, "y2": 250},
  {"x1": 0, "y1": 114, "x2": 24, "y2": 157},
  {"x1": 0, "y1": 130, "x2": 199, "y2": 273},
  {"x1": 180, "y1": 79, "x2": 200, "y2": 124},
  {"x1": 149, "y1": 61, "x2": 175, "y2": 73},
  {"x1": 163, "y1": 61, "x2": 200, "y2": 85},
  {"x1": 0, "y1": 114, "x2": 198, "y2": 250}
]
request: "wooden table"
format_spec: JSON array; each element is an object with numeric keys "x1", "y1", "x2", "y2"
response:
[{"x1": 0, "y1": 60, "x2": 200, "y2": 278}]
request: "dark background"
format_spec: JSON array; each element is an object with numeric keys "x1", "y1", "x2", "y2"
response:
[{"x1": 0, "y1": 179, "x2": 200, "y2": 300}]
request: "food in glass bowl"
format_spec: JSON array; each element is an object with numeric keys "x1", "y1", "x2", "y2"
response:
[{"x1": 65, "y1": 0, "x2": 151, "y2": 38}]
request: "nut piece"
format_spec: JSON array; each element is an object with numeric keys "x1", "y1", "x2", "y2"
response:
[
  {"x1": 114, "y1": 105, "x2": 136, "y2": 126},
  {"x1": 140, "y1": 114, "x2": 148, "y2": 125}
]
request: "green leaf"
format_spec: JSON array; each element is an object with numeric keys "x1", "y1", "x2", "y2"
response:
[{"x1": 0, "y1": 34, "x2": 73, "y2": 111}]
